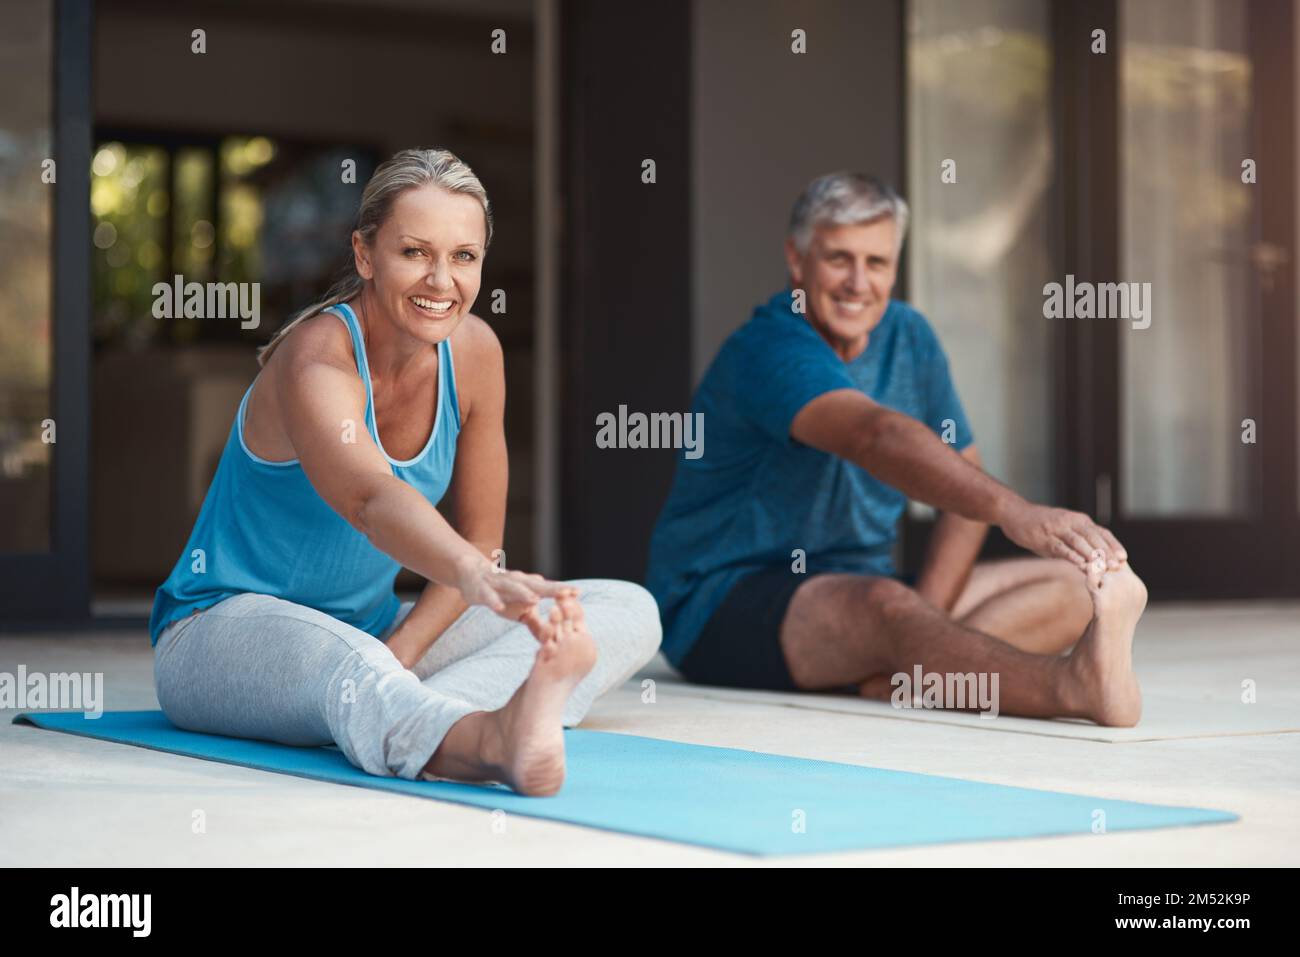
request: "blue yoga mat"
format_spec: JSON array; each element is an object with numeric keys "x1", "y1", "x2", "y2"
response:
[{"x1": 14, "y1": 710, "x2": 1235, "y2": 856}]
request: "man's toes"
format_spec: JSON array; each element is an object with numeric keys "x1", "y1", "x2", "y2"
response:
[
  {"x1": 1086, "y1": 557, "x2": 1105, "y2": 593},
  {"x1": 857, "y1": 674, "x2": 893, "y2": 702}
]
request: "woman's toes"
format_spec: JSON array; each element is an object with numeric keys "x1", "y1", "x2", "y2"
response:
[
  {"x1": 519, "y1": 607, "x2": 547, "y2": 643},
  {"x1": 558, "y1": 595, "x2": 585, "y2": 624}
]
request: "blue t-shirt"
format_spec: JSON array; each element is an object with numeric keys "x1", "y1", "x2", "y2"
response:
[{"x1": 645, "y1": 287, "x2": 974, "y2": 666}]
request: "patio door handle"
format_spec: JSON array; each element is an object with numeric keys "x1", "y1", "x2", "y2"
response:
[
  {"x1": 1095, "y1": 472, "x2": 1112, "y2": 525},
  {"x1": 1250, "y1": 242, "x2": 1289, "y2": 294}
]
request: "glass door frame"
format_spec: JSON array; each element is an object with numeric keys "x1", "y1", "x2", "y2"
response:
[
  {"x1": 0, "y1": 0, "x2": 93, "y2": 624},
  {"x1": 903, "y1": 0, "x2": 1298, "y2": 600},
  {"x1": 1057, "y1": 0, "x2": 1299, "y2": 599}
]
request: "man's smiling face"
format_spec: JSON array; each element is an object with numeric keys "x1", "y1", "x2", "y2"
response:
[{"x1": 783, "y1": 217, "x2": 899, "y2": 361}]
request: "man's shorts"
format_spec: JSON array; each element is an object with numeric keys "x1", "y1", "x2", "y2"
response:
[{"x1": 676, "y1": 565, "x2": 913, "y2": 692}]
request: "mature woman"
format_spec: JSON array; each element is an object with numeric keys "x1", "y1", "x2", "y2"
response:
[{"x1": 149, "y1": 148, "x2": 661, "y2": 795}]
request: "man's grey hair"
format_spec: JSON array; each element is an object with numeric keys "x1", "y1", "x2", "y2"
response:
[{"x1": 787, "y1": 172, "x2": 909, "y2": 255}]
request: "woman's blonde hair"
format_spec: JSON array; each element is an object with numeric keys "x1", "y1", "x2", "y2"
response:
[{"x1": 256, "y1": 147, "x2": 493, "y2": 367}]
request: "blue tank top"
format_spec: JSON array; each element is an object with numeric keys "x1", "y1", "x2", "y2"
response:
[{"x1": 148, "y1": 301, "x2": 461, "y2": 645}]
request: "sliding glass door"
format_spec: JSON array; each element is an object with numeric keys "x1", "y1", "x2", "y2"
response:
[
  {"x1": 1102, "y1": 0, "x2": 1298, "y2": 596},
  {"x1": 908, "y1": 0, "x2": 1298, "y2": 598},
  {"x1": 0, "y1": 0, "x2": 92, "y2": 622}
]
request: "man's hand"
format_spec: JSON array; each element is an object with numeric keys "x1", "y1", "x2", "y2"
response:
[{"x1": 998, "y1": 501, "x2": 1127, "y2": 570}]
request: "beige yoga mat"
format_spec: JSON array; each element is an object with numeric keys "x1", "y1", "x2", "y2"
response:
[{"x1": 655, "y1": 677, "x2": 1300, "y2": 743}]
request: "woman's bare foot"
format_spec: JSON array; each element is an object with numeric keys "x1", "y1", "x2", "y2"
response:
[
  {"x1": 1064, "y1": 557, "x2": 1147, "y2": 726},
  {"x1": 422, "y1": 591, "x2": 597, "y2": 795},
  {"x1": 492, "y1": 594, "x2": 596, "y2": 794},
  {"x1": 486, "y1": 595, "x2": 595, "y2": 795}
]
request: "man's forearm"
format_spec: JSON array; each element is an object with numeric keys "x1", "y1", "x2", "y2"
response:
[
  {"x1": 914, "y1": 445, "x2": 991, "y2": 611},
  {"x1": 915, "y1": 510, "x2": 988, "y2": 612},
  {"x1": 794, "y1": 392, "x2": 1125, "y2": 568},
  {"x1": 864, "y1": 411, "x2": 1022, "y2": 525}
]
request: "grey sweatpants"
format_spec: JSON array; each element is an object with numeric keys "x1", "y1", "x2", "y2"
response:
[{"x1": 153, "y1": 580, "x2": 661, "y2": 781}]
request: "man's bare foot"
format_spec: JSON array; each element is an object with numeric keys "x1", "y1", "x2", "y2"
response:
[
  {"x1": 856, "y1": 673, "x2": 894, "y2": 702},
  {"x1": 1064, "y1": 557, "x2": 1147, "y2": 726},
  {"x1": 485, "y1": 594, "x2": 597, "y2": 795}
]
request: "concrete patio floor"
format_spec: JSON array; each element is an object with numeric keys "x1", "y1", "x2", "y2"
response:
[{"x1": 2, "y1": 601, "x2": 1297, "y2": 866}]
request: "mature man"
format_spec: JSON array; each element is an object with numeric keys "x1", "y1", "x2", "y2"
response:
[{"x1": 646, "y1": 172, "x2": 1146, "y2": 726}]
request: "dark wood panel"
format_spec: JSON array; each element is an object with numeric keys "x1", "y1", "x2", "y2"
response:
[
  {"x1": 558, "y1": 0, "x2": 692, "y2": 581},
  {"x1": 1252, "y1": 0, "x2": 1300, "y2": 590}
]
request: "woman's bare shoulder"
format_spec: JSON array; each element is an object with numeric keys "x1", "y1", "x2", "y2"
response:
[
  {"x1": 245, "y1": 310, "x2": 364, "y2": 455},
  {"x1": 269, "y1": 308, "x2": 359, "y2": 375},
  {"x1": 449, "y1": 313, "x2": 504, "y2": 380},
  {"x1": 259, "y1": 309, "x2": 367, "y2": 417},
  {"x1": 448, "y1": 313, "x2": 504, "y2": 418},
  {"x1": 450, "y1": 312, "x2": 503, "y2": 362}
]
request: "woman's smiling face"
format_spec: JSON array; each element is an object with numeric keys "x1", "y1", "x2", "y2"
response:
[{"x1": 353, "y1": 183, "x2": 487, "y2": 342}]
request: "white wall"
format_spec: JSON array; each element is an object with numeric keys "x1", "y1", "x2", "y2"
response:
[{"x1": 691, "y1": 0, "x2": 903, "y2": 381}]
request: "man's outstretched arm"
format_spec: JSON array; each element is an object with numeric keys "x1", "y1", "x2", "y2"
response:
[{"x1": 790, "y1": 389, "x2": 1127, "y2": 569}]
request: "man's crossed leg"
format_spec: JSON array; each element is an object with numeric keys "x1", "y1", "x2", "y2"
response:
[{"x1": 781, "y1": 556, "x2": 1147, "y2": 726}]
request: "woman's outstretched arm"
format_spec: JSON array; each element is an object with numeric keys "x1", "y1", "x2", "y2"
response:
[
  {"x1": 385, "y1": 316, "x2": 511, "y2": 668},
  {"x1": 270, "y1": 316, "x2": 562, "y2": 627}
]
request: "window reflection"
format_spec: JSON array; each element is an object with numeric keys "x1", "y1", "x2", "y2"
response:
[
  {"x1": 0, "y1": 0, "x2": 53, "y2": 552},
  {"x1": 907, "y1": 0, "x2": 1056, "y2": 505},
  {"x1": 91, "y1": 135, "x2": 377, "y2": 350},
  {"x1": 1120, "y1": 0, "x2": 1253, "y2": 516}
]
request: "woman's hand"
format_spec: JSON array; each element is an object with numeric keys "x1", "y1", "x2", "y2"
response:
[
  {"x1": 454, "y1": 554, "x2": 572, "y2": 622},
  {"x1": 517, "y1": 589, "x2": 584, "y2": 649}
]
